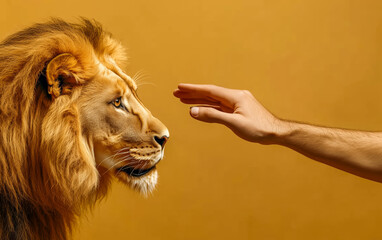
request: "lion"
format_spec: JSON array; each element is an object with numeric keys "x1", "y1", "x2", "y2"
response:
[{"x1": 0, "y1": 18, "x2": 169, "y2": 240}]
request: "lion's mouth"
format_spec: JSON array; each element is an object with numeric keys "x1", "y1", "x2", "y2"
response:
[{"x1": 117, "y1": 165, "x2": 156, "y2": 177}]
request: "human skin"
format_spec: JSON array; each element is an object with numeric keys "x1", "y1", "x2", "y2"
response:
[{"x1": 173, "y1": 83, "x2": 382, "y2": 183}]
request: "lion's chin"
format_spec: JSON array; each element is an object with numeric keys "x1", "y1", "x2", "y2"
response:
[{"x1": 115, "y1": 169, "x2": 158, "y2": 195}]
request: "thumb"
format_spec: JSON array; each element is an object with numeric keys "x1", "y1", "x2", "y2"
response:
[{"x1": 190, "y1": 106, "x2": 233, "y2": 125}]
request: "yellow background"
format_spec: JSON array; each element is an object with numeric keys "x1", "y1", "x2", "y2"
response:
[{"x1": 2, "y1": 0, "x2": 382, "y2": 239}]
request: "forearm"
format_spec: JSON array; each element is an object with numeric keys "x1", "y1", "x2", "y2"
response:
[{"x1": 272, "y1": 120, "x2": 382, "y2": 182}]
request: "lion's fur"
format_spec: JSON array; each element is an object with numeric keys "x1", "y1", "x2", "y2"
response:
[{"x1": 0, "y1": 19, "x2": 129, "y2": 239}]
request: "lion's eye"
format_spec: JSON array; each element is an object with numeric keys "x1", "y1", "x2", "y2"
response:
[{"x1": 112, "y1": 97, "x2": 123, "y2": 108}]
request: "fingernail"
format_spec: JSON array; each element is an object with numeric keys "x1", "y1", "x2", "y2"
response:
[{"x1": 190, "y1": 107, "x2": 199, "y2": 117}]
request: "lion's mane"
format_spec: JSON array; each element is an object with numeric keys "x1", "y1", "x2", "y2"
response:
[{"x1": 0, "y1": 19, "x2": 127, "y2": 239}]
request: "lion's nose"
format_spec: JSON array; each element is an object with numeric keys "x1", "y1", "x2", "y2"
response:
[{"x1": 154, "y1": 135, "x2": 169, "y2": 148}]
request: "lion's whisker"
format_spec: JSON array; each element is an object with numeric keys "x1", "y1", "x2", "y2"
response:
[
  {"x1": 97, "y1": 154, "x2": 119, "y2": 168},
  {"x1": 96, "y1": 148, "x2": 131, "y2": 167},
  {"x1": 102, "y1": 157, "x2": 134, "y2": 175},
  {"x1": 109, "y1": 156, "x2": 147, "y2": 176},
  {"x1": 132, "y1": 69, "x2": 145, "y2": 80},
  {"x1": 132, "y1": 69, "x2": 149, "y2": 85},
  {"x1": 142, "y1": 161, "x2": 150, "y2": 170},
  {"x1": 136, "y1": 82, "x2": 156, "y2": 88},
  {"x1": 115, "y1": 159, "x2": 141, "y2": 175},
  {"x1": 110, "y1": 150, "x2": 131, "y2": 158}
]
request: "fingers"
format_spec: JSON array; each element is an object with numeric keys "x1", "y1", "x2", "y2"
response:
[
  {"x1": 180, "y1": 98, "x2": 220, "y2": 106},
  {"x1": 174, "y1": 83, "x2": 238, "y2": 106},
  {"x1": 189, "y1": 106, "x2": 233, "y2": 125}
]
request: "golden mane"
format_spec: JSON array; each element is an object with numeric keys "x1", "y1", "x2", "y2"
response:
[{"x1": 0, "y1": 19, "x2": 128, "y2": 239}]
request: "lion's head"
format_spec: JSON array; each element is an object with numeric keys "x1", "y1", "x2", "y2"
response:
[
  {"x1": 74, "y1": 53, "x2": 169, "y2": 193},
  {"x1": 0, "y1": 19, "x2": 168, "y2": 239}
]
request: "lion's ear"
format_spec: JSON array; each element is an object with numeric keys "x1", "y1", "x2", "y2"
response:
[{"x1": 46, "y1": 53, "x2": 81, "y2": 99}]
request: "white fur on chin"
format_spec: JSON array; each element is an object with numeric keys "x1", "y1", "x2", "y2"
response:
[{"x1": 117, "y1": 169, "x2": 158, "y2": 196}]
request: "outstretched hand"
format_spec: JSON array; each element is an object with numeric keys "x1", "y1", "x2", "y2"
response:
[
  {"x1": 173, "y1": 84, "x2": 284, "y2": 143},
  {"x1": 174, "y1": 83, "x2": 382, "y2": 183}
]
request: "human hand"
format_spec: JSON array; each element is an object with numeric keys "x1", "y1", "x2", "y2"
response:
[{"x1": 173, "y1": 84, "x2": 283, "y2": 144}]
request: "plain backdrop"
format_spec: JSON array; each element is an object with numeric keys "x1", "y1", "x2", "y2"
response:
[{"x1": 1, "y1": 0, "x2": 382, "y2": 239}]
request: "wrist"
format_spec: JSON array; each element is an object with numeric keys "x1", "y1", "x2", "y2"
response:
[{"x1": 262, "y1": 119, "x2": 294, "y2": 145}]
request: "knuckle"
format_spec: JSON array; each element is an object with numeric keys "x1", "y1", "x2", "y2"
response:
[
  {"x1": 201, "y1": 108, "x2": 213, "y2": 118},
  {"x1": 205, "y1": 84, "x2": 216, "y2": 94},
  {"x1": 200, "y1": 107, "x2": 208, "y2": 115},
  {"x1": 242, "y1": 90, "x2": 251, "y2": 95},
  {"x1": 238, "y1": 90, "x2": 251, "y2": 97}
]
